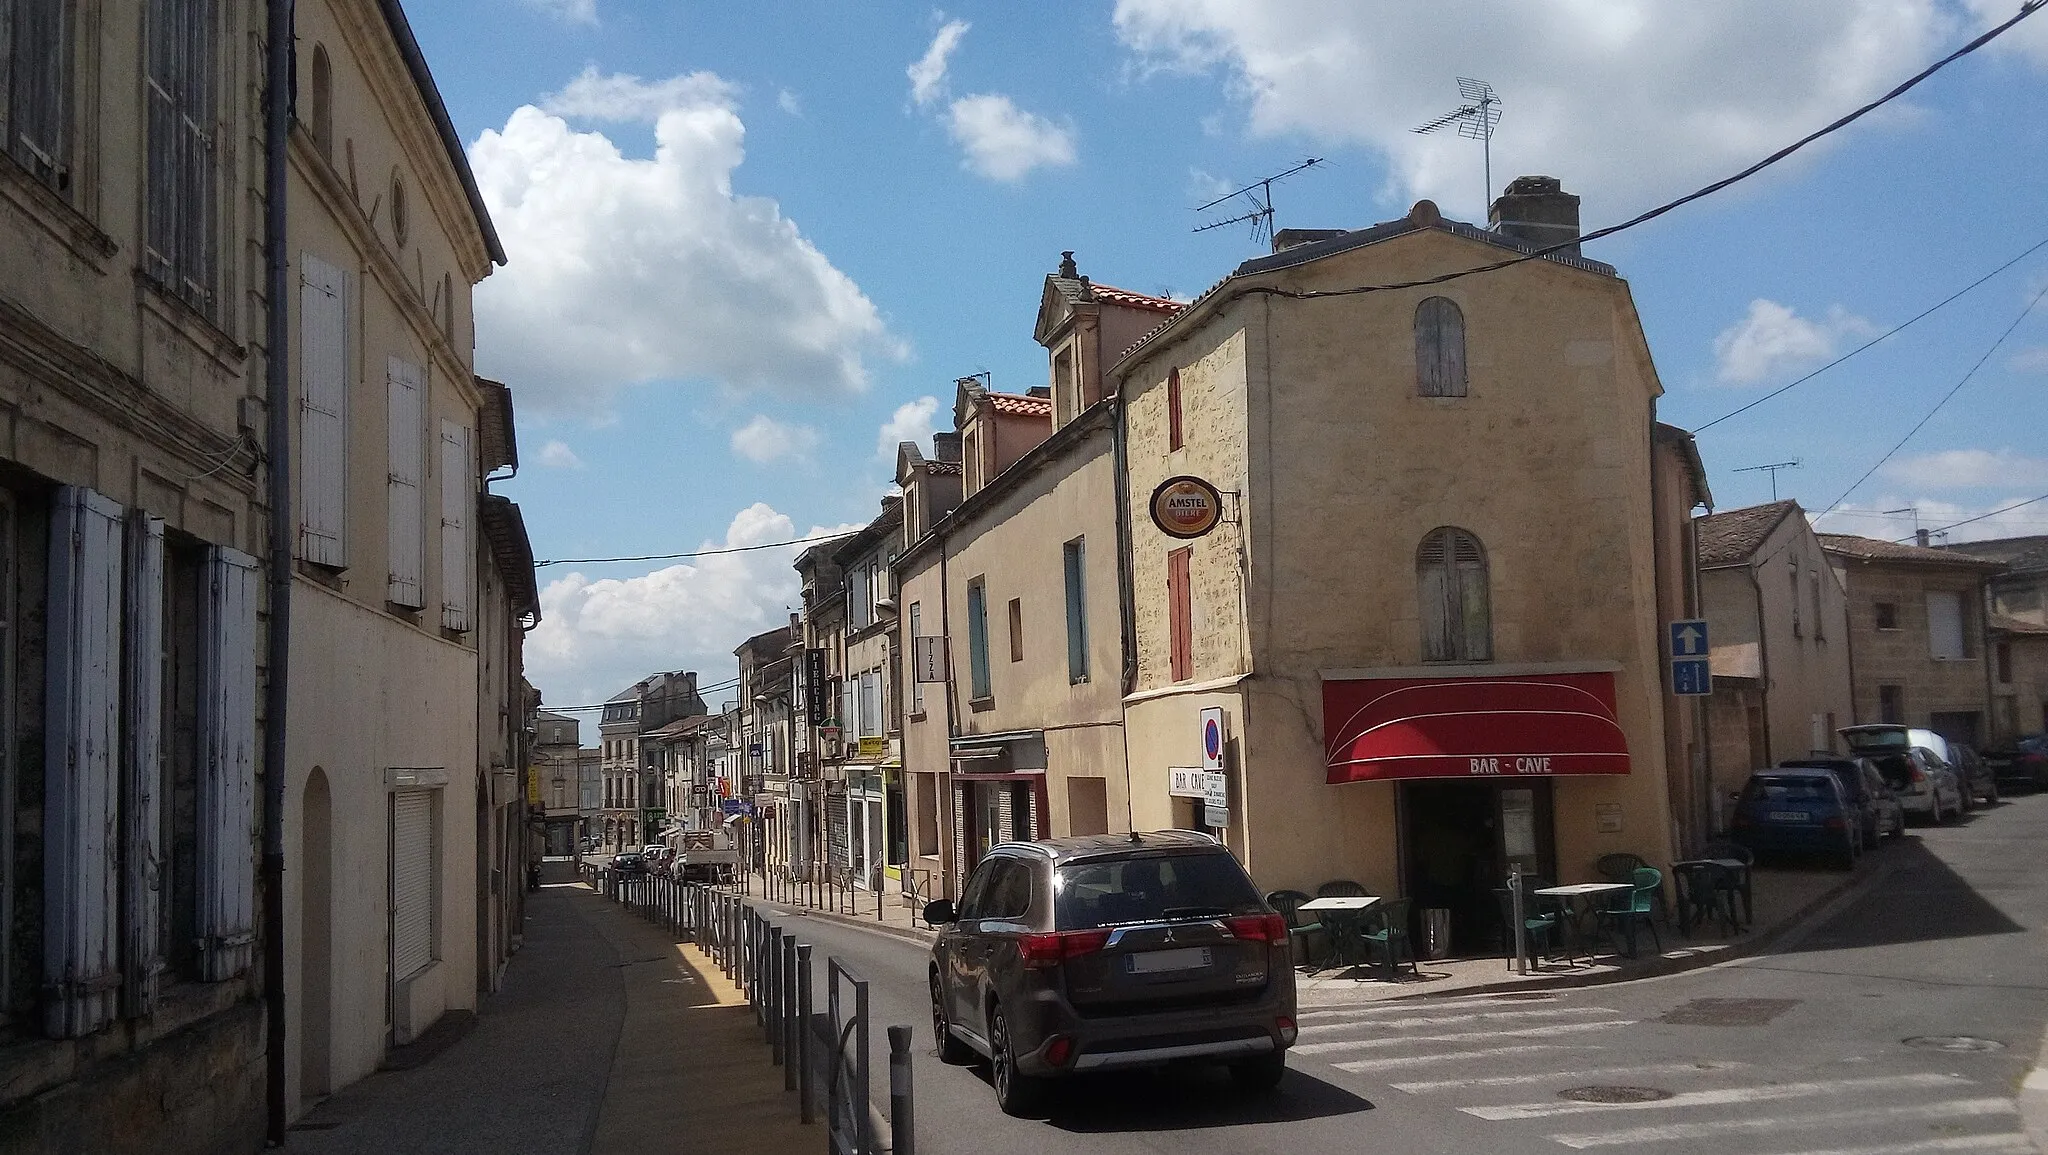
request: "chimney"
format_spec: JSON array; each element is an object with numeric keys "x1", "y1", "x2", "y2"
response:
[
  {"x1": 1915, "y1": 529, "x2": 1931, "y2": 548},
  {"x1": 1489, "y1": 175, "x2": 1580, "y2": 257},
  {"x1": 933, "y1": 431, "x2": 962, "y2": 463}
]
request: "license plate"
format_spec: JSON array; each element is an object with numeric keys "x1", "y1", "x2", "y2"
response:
[
  {"x1": 1125, "y1": 947, "x2": 1212, "y2": 974},
  {"x1": 1768, "y1": 811, "x2": 1809, "y2": 822}
]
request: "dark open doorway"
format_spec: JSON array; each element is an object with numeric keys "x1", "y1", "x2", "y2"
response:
[{"x1": 1399, "y1": 780, "x2": 1555, "y2": 956}]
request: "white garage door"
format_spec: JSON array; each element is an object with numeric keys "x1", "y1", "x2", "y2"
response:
[{"x1": 391, "y1": 789, "x2": 437, "y2": 980}]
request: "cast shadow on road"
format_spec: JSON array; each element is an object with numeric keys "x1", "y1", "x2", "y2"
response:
[
  {"x1": 986, "y1": 1062, "x2": 1374, "y2": 1132},
  {"x1": 1770, "y1": 825, "x2": 2025, "y2": 953}
]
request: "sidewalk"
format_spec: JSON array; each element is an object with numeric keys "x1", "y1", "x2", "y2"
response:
[{"x1": 286, "y1": 860, "x2": 809, "y2": 1154}]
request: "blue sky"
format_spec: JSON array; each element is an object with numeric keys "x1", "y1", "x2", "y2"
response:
[{"x1": 401, "y1": 1, "x2": 2048, "y2": 714}]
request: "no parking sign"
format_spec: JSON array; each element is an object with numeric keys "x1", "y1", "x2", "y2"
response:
[{"x1": 1200, "y1": 706, "x2": 1227, "y2": 772}]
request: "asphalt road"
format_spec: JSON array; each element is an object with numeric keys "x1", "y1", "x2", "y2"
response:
[{"x1": 757, "y1": 792, "x2": 2048, "y2": 1155}]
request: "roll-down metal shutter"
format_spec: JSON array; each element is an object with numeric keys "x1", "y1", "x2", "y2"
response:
[{"x1": 391, "y1": 789, "x2": 435, "y2": 980}]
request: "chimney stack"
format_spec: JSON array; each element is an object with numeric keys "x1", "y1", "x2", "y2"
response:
[
  {"x1": 1915, "y1": 529, "x2": 1931, "y2": 548},
  {"x1": 933, "y1": 431, "x2": 962, "y2": 463},
  {"x1": 1489, "y1": 175, "x2": 1580, "y2": 257}
]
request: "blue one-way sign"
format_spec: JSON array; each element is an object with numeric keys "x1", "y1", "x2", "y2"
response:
[
  {"x1": 1669, "y1": 619, "x2": 1709, "y2": 658},
  {"x1": 1672, "y1": 658, "x2": 1712, "y2": 696}
]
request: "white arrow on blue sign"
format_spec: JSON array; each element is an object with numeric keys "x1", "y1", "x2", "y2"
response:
[
  {"x1": 1669, "y1": 619, "x2": 1709, "y2": 658},
  {"x1": 1671, "y1": 658, "x2": 1712, "y2": 696}
]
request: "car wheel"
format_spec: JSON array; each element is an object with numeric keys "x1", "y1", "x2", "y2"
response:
[
  {"x1": 1230, "y1": 1051, "x2": 1287, "y2": 1092},
  {"x1": 988, "y1": 1002, "x2": 1045, "y2": 1117},
  {"x1": 1986, "y1": 781, "x2": 2000, "y2": 805},
  {"x1": 930, "y1": 973, "x2": 974, "y2": 1065}
]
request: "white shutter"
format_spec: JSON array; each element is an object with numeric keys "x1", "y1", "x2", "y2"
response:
[
  {"x1": 391, "y1": 789, "x2": 436, "y2": 979},
  {"x1": 439, "y1": 421, "x2": 472, "y2": 631},
  {"x1": 197, "y1": 546, "x2": 258, "y2": 981},
  {"x1": 386, "y1": 357, "x2": 426, "y2": 607},
  {"x1": 300, "y1": 254, "x2": 349, "y2": 567},
  {"x1": 1927, "y1": 591, "x2": 1965, "y2": 660},
  {"x1": 123, "y1": 511, "x2": 167, "y2": 1016},
  {"x1": 44, "y1": 487, "x2": 124, "y2": 1038}
]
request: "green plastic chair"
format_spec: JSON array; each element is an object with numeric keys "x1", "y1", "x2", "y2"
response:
[
  {"x1": 1357, "y1": 897, "x2": 1419, "y2": 979},
  {"x1": 1266, "y1": 889, "x2": 1329, "y2": 970},
  {"x1": 1316, "y1": 879, "x2": 1372, "y2": 898},
  {"x1": 1599, "y1": 866, "x2": 1663, "y2": 958},
  {"x1": 1495, "y1": 887, "x2": 1560, "y2": 969}
]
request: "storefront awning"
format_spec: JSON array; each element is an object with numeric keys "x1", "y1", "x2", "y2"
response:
[{"x1": 1323, "y1": 671, "x2": 1630, "y2": 783}]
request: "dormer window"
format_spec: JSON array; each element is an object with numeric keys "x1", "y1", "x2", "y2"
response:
[
  {"x1": 1415, "y1": 296, "x2": 1468, "y2": 397},
  {"x1": 1053, "y1": 347, "x2": 1077, "y2": 426}
]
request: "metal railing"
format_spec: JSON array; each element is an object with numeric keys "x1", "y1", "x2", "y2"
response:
[{"x1": 577, "y1": 862, "x2": 911, "y2": 1153}]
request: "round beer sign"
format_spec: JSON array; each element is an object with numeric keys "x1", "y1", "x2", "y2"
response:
[{"x1": 1151, "y1": 475, "x2": 1223, "y2": 539}]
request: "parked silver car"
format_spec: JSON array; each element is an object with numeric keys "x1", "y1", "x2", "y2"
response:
[{"x1": 1839, "y1": 725, "x2": 1964, "y2": 824}]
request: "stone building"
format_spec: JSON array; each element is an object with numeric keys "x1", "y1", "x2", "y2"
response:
[
  {"x1": 737, "y1": 625, "x2": 796, "y2": 873},
  {"x1": 1937, "y1": 535, "x2": 2048, "y2": 744},
  {"x1": 595, "y1": 671, "x2": 705, "y2": 852},
  {"x1": 1697, "y1": 500, "x2": 1854, "y2": 818},
  {"x1": 598, "y1": 684, "x2": 642, "y2": 850},
  {"x1": 1111, "y1": 180, "x2": 1708, "y2": 955},
  {"x1": 533, "y1": 709, "x2": 586, "y2": 856},
  {"x1": 1819, "y1": 533, "x2": 2000, "y2": 743},
  {"x1": 795, "y1": 532, "x2": 856, "y2": 882},
  {"x1": 895, "y1": 256, "x2": 1180, "y2": 899},
  {"x1": 0, "y1": 2, "x2": 270, "y2": 1148},
  {"x1": 832, "y1": 501, "x2": 905, "y2": 892}
]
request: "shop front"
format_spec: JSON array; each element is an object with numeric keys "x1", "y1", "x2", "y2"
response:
[{"x1": 1324, "y1": 669, "x2": 1632, "y2": 957}]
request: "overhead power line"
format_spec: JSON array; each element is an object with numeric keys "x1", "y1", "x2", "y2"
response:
[
  {"x1": 535, "y1": 530, "x2": 855, "y2": 569},
  {"x1": 1232, "y1": 0, "x2": 2043, "y2": 306},
  {"x1": 1895, "y1": 491, "x2": 2048, "y2": 542}
]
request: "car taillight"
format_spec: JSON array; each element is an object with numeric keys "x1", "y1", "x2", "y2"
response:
[
  {"x1": 1277, "y1": 1015, "x2": 1298, "y2": 1045},
  {"x1": 1018, "y1": 929, "x2": 1111, "y2": 968},
  {"x1": 1227, "y1": 914, "x2": 1290, "y2": 944},
  {"x1": 1043, "y1": 1035, "x2": 1074, "y2": 1067},
  {"x1": 1910, "y1": 765, "x2": 1928, "y2": 784},
  {"x1": 1824, "y1": 816, "x2": 1846, "y2": 830}
]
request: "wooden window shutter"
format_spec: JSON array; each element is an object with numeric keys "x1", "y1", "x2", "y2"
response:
[
  {"x1": 1167, "y1": 368, "x2": 1184, "y2": 451},
  {"x1": 123, "y1": 511, "x2": 167, "y2": 1017},
  {"x1": 9, "y1": 0, "x2": 68, "y2": 186},
  {"x1": 1168, "y1": 547, "x2": 1193, "y2": 682},
  {"x1": 1418, "y1": 531, "x2": 1453, "y2": 661},
  {"x1": 1415, "y1": 297, "x2": 1468, "y2": 397},
  {"x1": 197, "y1": 545, "x2": 258, "y2": 981},
  {"x1": 44, "y1": 486, "x2": 125, "y2": 1037},
  {"x1": 143, "y1": 0, "x2": 219, "y2": 312},
  {"x1": 386, "y1": 357, "x2": 426, "y2": 607},
  {"x1": 440, "y1": 421, "x2": 473, "y2": 631},
  {"x1": 299, "y1": 254, "x2": 349, "y2": 566},
  {"x1": 1420, "y1": 527, "x2": 1490, "y2": 661}
]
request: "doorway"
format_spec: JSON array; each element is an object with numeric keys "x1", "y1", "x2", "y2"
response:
[
  {"x1": 1399, "y1": 779, "x2": 1555, "y2": 956},
  {"x1": 299, "y1": 769, "x2": 333, "y2": 1099}
]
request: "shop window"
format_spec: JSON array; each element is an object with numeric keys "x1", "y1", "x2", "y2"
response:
[
  {"x1": 1415, "y1": 296, "x2": 1467, "y2": 397},
  {"x1": 1418, "y1": 527, "x2": 1491, "y2": 661}
]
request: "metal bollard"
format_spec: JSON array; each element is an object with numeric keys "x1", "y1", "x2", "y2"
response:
[
  {"x1": 887, "y1": 1025, "x2": 916, "y2": 1155},
  {"x1": 782, "y1": 935, "x2": 798, "y2": 1093},
  {"x1": 796, "y1": 944, "x2": 814, "y2": 1124},
  {"x1": 767, "y1": 926, "x2": 783, "y2": 1057}
]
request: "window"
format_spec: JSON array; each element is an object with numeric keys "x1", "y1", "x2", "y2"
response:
[
  {"x1": 1418, "y1": 527, "x2": 1491, "y2": 662},
  {"x1": 1053, "y1": 348, "x2": 1076, "y2": 426},
  {"x1": 386, "y1": 358, "x2": 426, "y2": 607},
  {"x1": 858, "y1": 668, "x2": 882, "y2": 737},
  {"x1": 1789, "y1": 560, "x2": 1802, "y2": 638},
  {"x1": 299, "y1": 254, "x2": 349, "y2": 567},
  {"x1": 3, "y1": 0, "x2": 68, "y2": 188},
  {"x1": 1875, "y1": 601, "x2": 1899, "y2": 630},
  {"x1": 1063, "y1": 538, "x2": 1088, "y2": 683},
  {"x1": 1007, "y1": 597, "x2": 1023, "y2": 663},
  {"x1": 1167, "y1": 368, "x2": 1184, "y2": 451},
  {"x1": 1168, "y1": 547, "x2": 1193, "y2": 683},
  {"x1": 440, "y1": 422, "x2": 473, "y2": 631},
  {"x1": 307, "y1": 44, "x2": 332, "y2": 161},
  {"x1": 390, "y1": 788, "x2": 440, "y2": 980},
  {"x1": 983, "y1": 859, "x2": 1033, "y2": 922},
  {"x1": 848, "y1": 563, "x2": 873, "y2": 629},
  {"x1": 1998, "y1": 642, "x2": 2013, "y2": 684},
  {"x1": 390, "y1": 171, "x2": 409, "y2": 246},
  {"x1": 1879, "y1": 684, "x2": 1905, "y2": 725},
  {"x1": 1415, "y1": 296, "x2": 1468, "y2": 397},
  {"x1": 1811, "y1": 572, "x2": 1825, "y2": 641},
  {"x1": 966, "y1": 579, "x2": 991, "y2": 700},
  {"x1": 145, "y1": 0, "x2": 221, "y2": 315},
  {"x1": 1927, "y1": 590, "x2": 1965, "y2": 660},
  {"x1": 908, "y1": 602, "x2": 924, "y2": 715}
]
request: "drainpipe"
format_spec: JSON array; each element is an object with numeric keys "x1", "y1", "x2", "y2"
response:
[
  {"x1": 1747, "y1": 565, "x2": 1773, "y2": 769},
  {"x1": 1110, "y1": 383, "x2": 1139, "y2": 837},
  {"x1": 261, "y1": 0, "x2": 296, "y2": 1144}
]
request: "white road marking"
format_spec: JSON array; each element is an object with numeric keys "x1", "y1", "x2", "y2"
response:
[
  {"x1": 1294, "y1": 1018, "x2": 1634, "y2": 1056},
  {"x1": 1298, "y1": 995, "x2": 1568, "y2": 1021},
  {"x1": 1751, "y1": 1134, "x2": 2036, "y2": 1155},
  {"x1": 1330, "y1": 1044, "x2": 1591, "y2": 1073},
  {"x1": 1297, "y1": 1005, "x2": 1616, "y2": 1036},
  {"x1": 1469, "y1": 1071, "x2": 1964, "y2": 1120},
  {"x1": 1551, "y1": 1097, "x2": 2020, "y2": 1149},
  {"x1": 1391, "y1": 1060, "x2": 1744, "y2": 1094}
]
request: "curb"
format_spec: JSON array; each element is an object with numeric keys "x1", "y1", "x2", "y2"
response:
[
  {"x1": 751, "y1": 897, "x2": 939, "y2": 948},
  {"x1": 1378, "y1": 860, "x2": 1885, "y2": 1002}
]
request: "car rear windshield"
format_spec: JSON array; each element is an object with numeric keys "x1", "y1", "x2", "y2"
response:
[
  {"x1": 1052, "y1": 852, "x2": 1264, "y2": 930},
  {"x1": 1843, "y1": 730, "x2": 1908, "y2": 752},
  {"x1": 1743, "y1": 776, "x2": 1833, "y2": 803},
  {"x1": 1873, "y1": 755, "x2": 1917, "y2": 788}
]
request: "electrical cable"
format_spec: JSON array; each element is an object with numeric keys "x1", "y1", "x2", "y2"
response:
[
  {"x1": 535, "y1": 530, "x2": 855, "y2": 568},
  {"x1": 540, "y1": 677, "x2": 744, "y2": 714},
  {"x1": 1223, "y1": 0, "x2": 2043, "y2": 306},
  {"x1": 1896, "y1": 491, "x2": 2048, "y2": 542}
]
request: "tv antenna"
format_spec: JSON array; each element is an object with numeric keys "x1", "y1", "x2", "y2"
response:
[
  {"x1": 1192, "y1": 157, "x2": 1323, "y2": 248},
  {"x1": 1733, "y1": 459, "x2": 1802, "y2": 501},
  {"x1": 1412, "y1": 77, "x2": 1502, "y2": 216}
]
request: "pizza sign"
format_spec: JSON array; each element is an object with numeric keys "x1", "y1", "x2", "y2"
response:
[{"x1": 1150, "y1": 475, "x2": 1223, "y2": 539}]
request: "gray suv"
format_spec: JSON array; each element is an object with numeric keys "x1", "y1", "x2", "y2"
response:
[{"x1": 925, "y1": 831, "x2": 1297, "y2": 1116}]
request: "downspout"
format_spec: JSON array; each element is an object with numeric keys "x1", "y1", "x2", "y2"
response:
[
  {"x1": 261, "y1": 0, "x2": 296, "y2": 1144},
  {"x1": 1747, "y1": 564, "x2": 1773, "y2": 768},
  {"x1": 1111, "y1": 380, "x2": 1138, "y2": 836}
]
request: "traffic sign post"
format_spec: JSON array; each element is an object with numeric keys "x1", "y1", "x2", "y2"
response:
[{"x1": 1669, "y1": 619, "x2": 1712, "y2": 696}]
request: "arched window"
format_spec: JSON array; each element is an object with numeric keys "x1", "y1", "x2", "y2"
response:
[
  {"x1": 310, "y1": 45, "x2": 333, "y2": 162},
  {"x1": 1415, "y1": 296, "x2": 1467, "y2": 397},
  {"x1": 1418, "y1": 527, "x2": 1491, "y2": 661}
]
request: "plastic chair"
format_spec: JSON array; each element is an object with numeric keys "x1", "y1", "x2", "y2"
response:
[
  {"x1": 1598, "y1": 853, "x2": 1670, "y2": 925},
  {"x1": 1598, "y1": 867, "x2": 1663, "y2": 957},
  {"x1": 1697, "y1": 841, "x2": 1756, "y2": 926},
  {"x1": 1670, "y1": 861, "x2": 1739, "y2": 937},
  {"x1": 1316, "y1": 879, "x2": 1372, "y2": 898},
  {"x1": 1494, "y1": 888, "x2": 1559, "y2": 970},
  {"x1": 1358, "y1": 897, "x2": 1418, "y2": 979},
  {"x1": 1266, "y1": 889, "x2": 1329, "y2": 970}
]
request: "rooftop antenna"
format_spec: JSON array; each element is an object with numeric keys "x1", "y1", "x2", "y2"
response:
[
  {"x1": 1412, "y1": 77, "x2": 1502, "y2": 217},
  {"x1": 1882, "y1": 505, "x2": 1921, "y2": 538},
  {"x1": 1192, "y1": 157, "x2": 1324, "y2": 248},
  {"x1": 1733, "y1": 459, "x2": 1802, "y2": 502}
]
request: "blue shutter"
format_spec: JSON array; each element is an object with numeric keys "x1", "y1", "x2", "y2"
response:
[
  {"x1": 197, "y1": 546, "x2": 258, "y2": 980},
  {"x1": 1063, "y1": 539, "x2": 1087, "y2": 682},
  {"x1": 966, "y1": 583, "x2": 990, "y2": 700},
  {"x1": 123, "y1": 511, "x2": 167, "y2": 1015}
]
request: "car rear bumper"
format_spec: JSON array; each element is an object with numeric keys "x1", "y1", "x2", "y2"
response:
[
  {"x1": 1734, "y1": 826, "x2": 1846, "y2": 854},
  {"x1": 1071, "y1": 1034, "x2": 1275, "y2": 1072},
  {"x1": 1008, "y1": 978, "x2": 1295, "y2": 1078}
]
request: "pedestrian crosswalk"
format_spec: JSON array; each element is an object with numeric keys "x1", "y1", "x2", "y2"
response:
[{"x1": 1289, "y1": 995, "x2": 2036, "y2": 1154}]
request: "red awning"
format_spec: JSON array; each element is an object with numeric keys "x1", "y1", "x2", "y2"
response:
[{"x1": 1324, "y1": 672, "x2": 1631, "y2": 783}]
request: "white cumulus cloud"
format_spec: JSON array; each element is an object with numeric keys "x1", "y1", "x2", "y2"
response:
[
  {"x1": 778, "y1": 89, "x2": 803, "y2": 117},
  {"x1": 909, "y1": 20, "x2": 970, "y2": 106},
  {"x1": 469, "y1": 69, "x2": 905, "y2": 416},
  {"x1": 947, "y1": 95, "x2": 1077, "y2": 181},
  {"x1": 536, "y1": 439, "x2": 584, "y2": 469},
  {"x1": 1815, "y1": 496, "x2": 2048, "y2": 545},
  {"x1": 1712, "y1": 299, "x2": 1876, "y2": 385},
  {"x1": 877, "y1": 396, "x2": 941, "y2": 462},
  {"x1": 1112, "y1": 1, "x2": 1964, "y2": 218},
  {"x1": 523, "y1": 0, "x2": 596, "y2": 25},
  {"x1": 730, "y1": 414, "x2": 822, "y2": 464},
  {"x1": 1883, "y1": 448, "x2": 2048, "y2": 490}
]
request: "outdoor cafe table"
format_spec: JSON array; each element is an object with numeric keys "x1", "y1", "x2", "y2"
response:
[
  {"x1": 1671, "y1": 858, "x2": 1753, "y2": 934},
  {"x1": 1532, "y1": 882, "x2": 1634, "y2": 962},
  {"x1": 1297, "y1": 896, "x2": 1381, "y2": 976}
]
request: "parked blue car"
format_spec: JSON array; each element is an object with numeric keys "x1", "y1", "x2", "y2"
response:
[{"x1": 1728, "y1": 767, "x2": 1860, "y2": 869}]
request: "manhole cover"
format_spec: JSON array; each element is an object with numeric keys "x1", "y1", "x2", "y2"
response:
[
  {"x1": 1658, "y1": 998, "x2": 1801, "y2": 1027},
  {"x1": 1560, "y1": 1085, "x2": 1675, "y2": 1104},
  {"x1": 1903, "y1": 1036, "x2": 2006, "y2": 1053}
]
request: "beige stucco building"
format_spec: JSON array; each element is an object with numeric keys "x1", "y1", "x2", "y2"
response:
[
  {"x1": 1111, "y1": 181, "x2": 1707, "y2": 955},
  {"x1": 1697, "y1": 500, "x2": 1855, "y2": 818},
  {"x1": 1821, "y1": 533, "x2": 1999, "y2": 743}
]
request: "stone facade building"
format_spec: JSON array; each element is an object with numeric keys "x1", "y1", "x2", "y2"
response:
[
  {"x1": 1941, "y1": 536, "x2": 2048, "y2": 744},
  {"x1": 1820, "y1": 533, "x2": 1999, "y2": 743}
]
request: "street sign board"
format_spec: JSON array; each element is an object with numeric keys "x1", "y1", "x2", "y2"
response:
[
  {"x1": 720, "y1": 798, "x2": 753, "y2": 816},
  {"x1": 913, "y1": 636, "x2": 946, "y2": 683},
  {"x1": 1672, "y1": 658, "x2": 1712, "y2": 696},
  {"x1": 1204, "y1": 803, "x2": 1229, "y2": 829},
  {"x1": 1202, "y1": 770, "x2": 1227, "y2": 810},
  {"x1": 1669, "y1": 619, "x2": 1709, "y2": 658},
  {"x1": 1168, "y1": 767, "x2": 1207, "y2": 799},
  {"x1": 1201, "y1": 707, "x2": 1227, "y2": 772}
]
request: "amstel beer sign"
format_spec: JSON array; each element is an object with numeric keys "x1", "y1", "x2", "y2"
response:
[{"x1": 1150, "y1": 475, "x2": 1223, "y2": 539}]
